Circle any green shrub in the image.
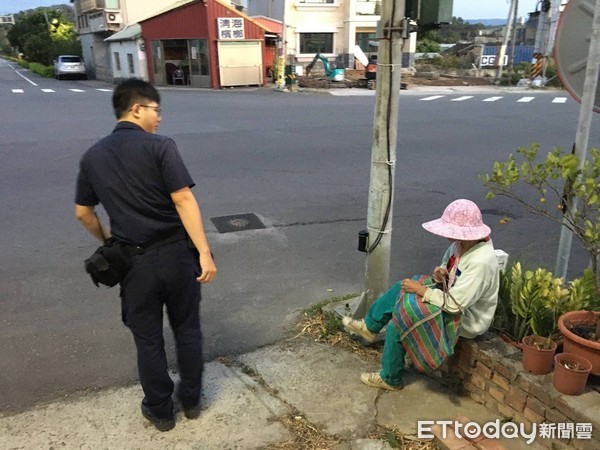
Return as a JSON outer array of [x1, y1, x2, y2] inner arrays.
[[18, 59, 29, 69], [28, 62, 54, 78]]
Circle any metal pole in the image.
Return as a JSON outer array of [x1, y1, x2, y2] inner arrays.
[[496, 0, 517, 81], [555, 0, 600, 279], [354, 0, 404, 318]]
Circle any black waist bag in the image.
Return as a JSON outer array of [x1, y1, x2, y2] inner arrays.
[[84, 241, 132, 288]]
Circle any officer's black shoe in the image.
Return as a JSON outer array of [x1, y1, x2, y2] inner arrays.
[[183, 404, 202, 420], [141, 406, 176, 432]]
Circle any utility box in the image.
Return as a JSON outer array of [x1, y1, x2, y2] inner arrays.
[[405, 0, 454, 25]]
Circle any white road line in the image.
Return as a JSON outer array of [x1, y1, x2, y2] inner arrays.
[[552, 97, 567, 103], [96, 88, 112, 92], [420, 95, 445, 101], [12, 89, 24, 93], [517, 96, 535, 103], [14, 70, 38, 86], [41, 89, 55, 93], [451, 96, 474, 102], [69, 89, 85, 92], [483, 96, 503, 102]]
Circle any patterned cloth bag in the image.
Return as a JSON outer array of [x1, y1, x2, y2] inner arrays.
[[392, 274, 463, 373]]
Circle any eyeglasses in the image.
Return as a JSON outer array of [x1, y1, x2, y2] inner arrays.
[[139, 104, 162, 115]]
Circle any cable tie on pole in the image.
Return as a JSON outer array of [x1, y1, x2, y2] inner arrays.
[[367, 226, 391, 234], [371, 159, 396, 166], [376, 63, 402, 71]]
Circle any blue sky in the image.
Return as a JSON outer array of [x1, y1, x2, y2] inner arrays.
[[0, 0, 541, 19]]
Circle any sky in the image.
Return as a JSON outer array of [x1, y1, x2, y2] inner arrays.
[[0, 0, 541, 19]]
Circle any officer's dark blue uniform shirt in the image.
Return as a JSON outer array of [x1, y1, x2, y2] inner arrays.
[[75, 121, 194, 245]]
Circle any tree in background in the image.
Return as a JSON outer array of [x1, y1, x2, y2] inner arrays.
[[7, 6, 80, 66]]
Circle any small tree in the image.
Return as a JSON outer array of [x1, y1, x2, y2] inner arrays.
[[481, 144, 600, 295]]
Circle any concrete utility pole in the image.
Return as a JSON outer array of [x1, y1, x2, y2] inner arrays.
[[542, 0, 564, 81], [555, 0, 600, 279], [509, 0, 520, 73], [354, 0, 405, 318], [496, 0, 518, 81], [533, 1, 551, 54]]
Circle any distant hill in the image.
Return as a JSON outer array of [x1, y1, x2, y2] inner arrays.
[[464, 19, 506, 26]]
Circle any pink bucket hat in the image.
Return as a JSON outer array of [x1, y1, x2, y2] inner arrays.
[[421, 199, 491, 241]]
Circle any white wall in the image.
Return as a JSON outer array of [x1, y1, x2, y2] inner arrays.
[[108, 39, 149, 81]]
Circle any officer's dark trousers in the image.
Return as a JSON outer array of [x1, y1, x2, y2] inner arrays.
[[120, 240, 203, 419]]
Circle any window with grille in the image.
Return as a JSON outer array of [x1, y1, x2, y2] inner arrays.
[[114, 52, 121, 71], [127, 53, 134, 74], [299, 33, 333, 54]]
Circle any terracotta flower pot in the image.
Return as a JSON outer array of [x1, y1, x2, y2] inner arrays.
[[558, 311, 600, 376], [553, 352, 592, 396], [522, 335, 557, 375]]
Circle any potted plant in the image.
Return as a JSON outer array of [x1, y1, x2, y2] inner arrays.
[[553, 352, 592, 395], [558, 309, 600, 376], [521, 272, 562, 374]]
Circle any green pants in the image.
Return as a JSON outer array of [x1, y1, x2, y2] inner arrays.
[[364, 281, 405, 387]]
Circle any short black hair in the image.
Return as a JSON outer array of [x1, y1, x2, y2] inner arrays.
[[112, 78, 160, 119]]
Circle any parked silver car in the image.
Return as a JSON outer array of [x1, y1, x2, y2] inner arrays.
[[54, 55, 87, 80]]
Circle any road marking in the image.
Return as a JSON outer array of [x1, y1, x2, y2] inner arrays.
[[451, 96, 474, 102], [69, 89, 85, 92], [96, 88, 112, 92], [12, 89, 24, 93], [517, 96, 535, 103], [483, 96, 503, 102], [41, 89, 55, 93], [420, 95, 445, 101], [552, 97, 567, 103], [14, 70, 37, 86]]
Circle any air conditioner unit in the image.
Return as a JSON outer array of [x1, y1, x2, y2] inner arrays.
[[106, 11, 122, 25]]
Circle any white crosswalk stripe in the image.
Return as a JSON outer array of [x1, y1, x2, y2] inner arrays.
[[451, 96, 474, 102], [552, 97, 567, 103], [12, 89, 24, 93], [41, 89, 55, 93], [69, 89, 85, 93], [420, 95, 445, 101], [482, 96, 503, 102], [517, 96, 535, 103]]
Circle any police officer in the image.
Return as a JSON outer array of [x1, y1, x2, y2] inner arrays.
[[75, 79, 216, 431]]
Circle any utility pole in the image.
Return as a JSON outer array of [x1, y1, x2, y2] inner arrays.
[[276, 0, 286, 90], [496, 0, 517, 81], [354, 0, 405, 318], [542, 0, 563, 82], [508, 0, 519, 74], [555, 0, 600, 280]]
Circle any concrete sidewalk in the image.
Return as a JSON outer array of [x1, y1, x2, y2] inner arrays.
[[0, 335, 546, 450]]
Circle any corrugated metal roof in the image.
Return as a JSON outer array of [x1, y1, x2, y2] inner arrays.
[[252, 15, 282, 34], [104, 23, 142, 42], [138, 0, 198, 23]]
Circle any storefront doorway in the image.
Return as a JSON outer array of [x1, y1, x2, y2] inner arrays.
[[151, 39, 211, 88]]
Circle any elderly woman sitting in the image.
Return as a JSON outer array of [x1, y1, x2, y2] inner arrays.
[[344, 199, 499, 390]]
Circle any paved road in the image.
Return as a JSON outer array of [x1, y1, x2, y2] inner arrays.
[[1, 59, 598, 413]]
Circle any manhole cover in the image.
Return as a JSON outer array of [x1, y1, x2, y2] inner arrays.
[[210, 213, 266, 234]]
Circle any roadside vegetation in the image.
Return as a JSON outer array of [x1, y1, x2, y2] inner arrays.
[[0, 5, 81, 77]]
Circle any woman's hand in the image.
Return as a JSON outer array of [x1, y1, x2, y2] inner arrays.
[[402, 278, 427, 297], [432, 266, 449, 284]]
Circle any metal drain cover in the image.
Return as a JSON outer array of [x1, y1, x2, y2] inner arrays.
[[210, 213, 266, 234]]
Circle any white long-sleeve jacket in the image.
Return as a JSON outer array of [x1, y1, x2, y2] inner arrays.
[[423, 240, 499, 338]]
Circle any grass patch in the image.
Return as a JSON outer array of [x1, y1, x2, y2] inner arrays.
[[368, 425, 439, 449], [268, 411, 340, 450]]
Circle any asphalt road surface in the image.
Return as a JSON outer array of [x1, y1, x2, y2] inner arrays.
[[1, 59, 598, 413]]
